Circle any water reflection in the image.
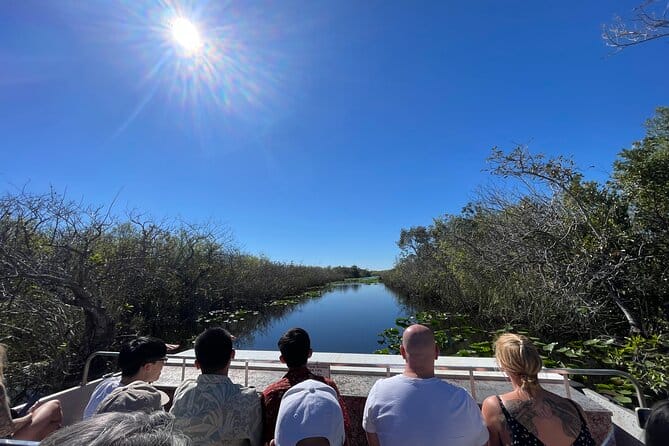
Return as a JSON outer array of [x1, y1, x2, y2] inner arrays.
[[216, 283, 417, 353]]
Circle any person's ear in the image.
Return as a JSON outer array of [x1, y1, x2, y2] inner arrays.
[[230, 349, 236, 362], [435, 345, 439, 360], [308, 349, 313, 359], [279, 355, 286, 364], [195, 360, 201, 370], [399, 344, 407, 359]]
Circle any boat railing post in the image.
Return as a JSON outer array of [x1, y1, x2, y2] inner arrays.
[[386, 366, 390, 377], [181, 358, 186, 381], [81, 353, 95, 385], [468, 370, 477, 400], [563, 374, 572, 399], [81, 351, 118, 386], [245, 361, 249, 386]]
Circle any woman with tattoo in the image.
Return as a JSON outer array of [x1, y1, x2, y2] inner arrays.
[[481, 334, 595, 446], [0, 344, 62, 441]]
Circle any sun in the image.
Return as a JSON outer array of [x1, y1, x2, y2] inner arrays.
[[170, 17, 203, 54]]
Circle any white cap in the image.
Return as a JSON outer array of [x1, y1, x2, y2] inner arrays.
[[274, 379, 345, 446]]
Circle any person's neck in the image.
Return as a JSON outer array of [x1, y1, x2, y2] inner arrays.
[[288, 364, 308, 371], [511, 384, 543, 399], [403, 364, 435, 379], [203, 367, 229, 376], [120, 375, 144, 385]]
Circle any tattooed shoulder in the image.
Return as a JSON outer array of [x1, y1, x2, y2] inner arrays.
[[504, 398, 539, 436], [543, 395, 581, 438]]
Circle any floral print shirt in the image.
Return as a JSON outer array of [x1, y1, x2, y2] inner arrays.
[[170, 374, 262, 446]]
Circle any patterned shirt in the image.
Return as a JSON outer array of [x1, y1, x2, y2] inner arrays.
[[261, 366, 350, 445], [497, 396, 596, 446], [170, 374, 262, 446]]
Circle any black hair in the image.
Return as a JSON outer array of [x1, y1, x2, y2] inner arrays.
[[118, 337, 167, 377], [646, 400, 669, 446], [194, 327, 233, 374], [278, 327, 311, 368]]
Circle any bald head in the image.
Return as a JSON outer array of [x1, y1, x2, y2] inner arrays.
[[402, 324, 436, 355], [400, 325, 438, 378]]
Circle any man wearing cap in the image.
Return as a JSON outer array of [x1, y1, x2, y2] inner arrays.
[[83, 336, 168, 419], [261, 328, 350, 445], [362, 324, 489, 446], [170, 327, 262, 446], [271, 379, 345, 446]]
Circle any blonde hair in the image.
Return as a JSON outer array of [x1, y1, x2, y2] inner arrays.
[[495, 333, 542, 396]]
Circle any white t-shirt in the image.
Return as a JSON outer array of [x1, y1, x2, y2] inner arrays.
[[362, 374, 489, 446], [82, 377, 121, 419]]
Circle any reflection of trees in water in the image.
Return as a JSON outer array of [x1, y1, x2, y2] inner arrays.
[[161, 288, 327, 348], [201, 291, 328, 348], [227, 302, 309, 347], [170, 282, 421, 351], [383, 284, 429, 315], [220, 282, 391, 347], [329, 283, 361, 292]]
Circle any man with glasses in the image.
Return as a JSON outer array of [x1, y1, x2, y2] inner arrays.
[[83, 336, 168, 419]]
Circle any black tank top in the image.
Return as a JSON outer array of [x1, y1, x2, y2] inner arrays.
[[496, 395, 596, 446]]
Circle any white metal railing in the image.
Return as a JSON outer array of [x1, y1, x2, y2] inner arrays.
[[81, 351, 647, 408]]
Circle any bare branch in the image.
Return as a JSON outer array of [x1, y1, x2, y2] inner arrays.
[[603, 1, 669, 50]]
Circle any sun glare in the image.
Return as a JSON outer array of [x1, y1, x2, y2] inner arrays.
[[107, 3, 277, 137], [170, 17, 203, 54]]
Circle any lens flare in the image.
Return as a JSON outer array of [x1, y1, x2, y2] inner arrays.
[[85, 2, 284, 141], [170, 17, 203, 54]]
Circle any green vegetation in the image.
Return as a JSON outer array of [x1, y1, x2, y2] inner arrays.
[[0, 192, 370, 400], [382, 107, 669, 404]]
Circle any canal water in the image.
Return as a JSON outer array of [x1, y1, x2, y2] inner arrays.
[[235, 282, 415, 353]]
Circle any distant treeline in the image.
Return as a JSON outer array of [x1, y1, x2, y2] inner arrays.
[[0, 192, 369, 398], [384, 107, 669, 340]]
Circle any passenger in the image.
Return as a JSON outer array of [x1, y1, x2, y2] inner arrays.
[[645, 399, 669, 446], [83, 336, 168, 419], [0, 344, 62, 442], [481, 333, 595, 446], [270, 379, 345, 446], [262, 328, 350, 445], [169, 327, 262, 446], [362, 324, 488, 446], [41, 411, 191, 446], [94, 380, 170, 415]]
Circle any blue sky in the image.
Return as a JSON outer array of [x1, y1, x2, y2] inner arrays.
[[1, 1, 668, 270]]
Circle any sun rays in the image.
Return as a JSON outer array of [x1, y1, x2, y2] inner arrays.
[[169, 17, 203, 55], [95, 1, 282, 140]]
